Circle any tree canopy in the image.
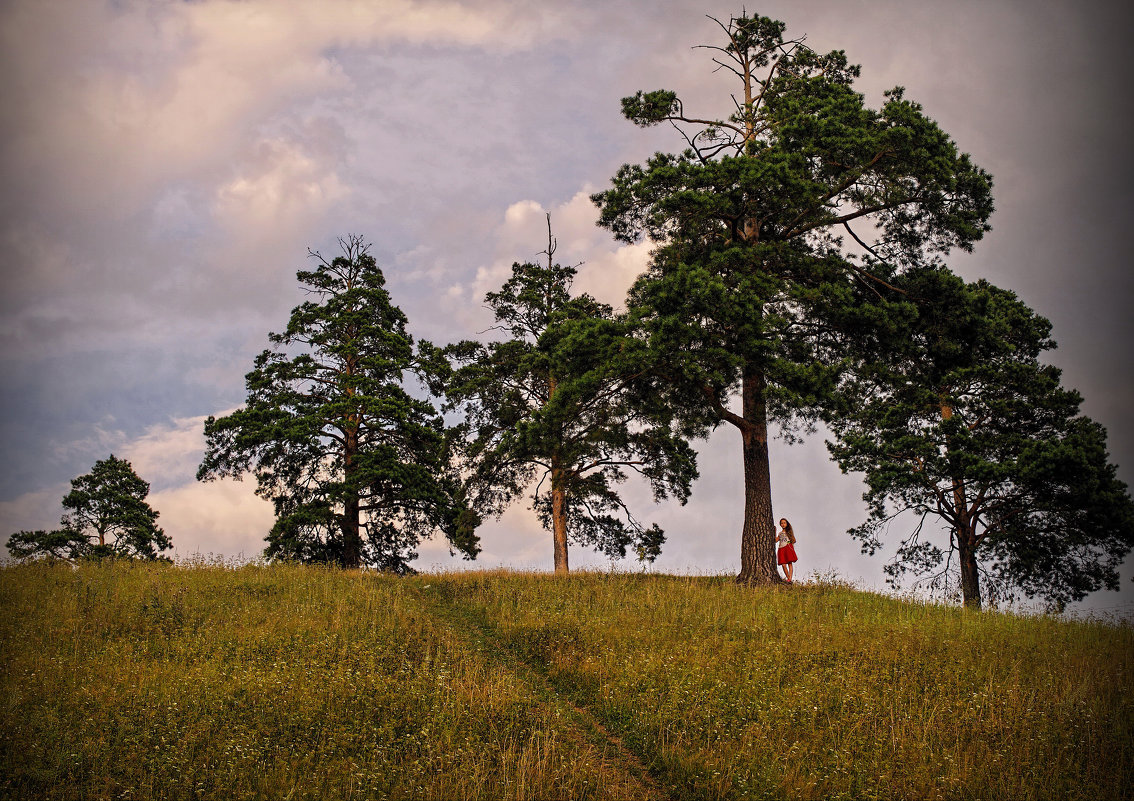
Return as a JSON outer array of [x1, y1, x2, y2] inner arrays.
[[827, 267, 1134, 609], [592, 12, 993, 582], [444, 217, 697, 572], [7, 454, 171, 562], [197, 236, 478, 572]]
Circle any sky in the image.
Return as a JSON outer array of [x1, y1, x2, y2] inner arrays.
[[2, 0, 1132, 616]]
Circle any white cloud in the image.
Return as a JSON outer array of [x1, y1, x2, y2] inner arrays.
[[214, 135, 350, 238], [0, 0, 595, 342], [49, 420, 128, 465], [448, 188, 652, 332], [1, 0, 562, 216], [119, 414, 215, 491], [155, 478, 274, 561], [0, 486, 67, 537], [573, 243, 653, 313]]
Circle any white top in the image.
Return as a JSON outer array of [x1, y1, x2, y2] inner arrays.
[[777, 529, 792, 548]]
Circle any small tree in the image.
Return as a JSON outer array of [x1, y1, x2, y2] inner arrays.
[[198, 236, 479, 572], [444, 216, 697, 572], [7, 455, 171, 562], [592, 11, 993, 584], [827, 267, 1134, 609]]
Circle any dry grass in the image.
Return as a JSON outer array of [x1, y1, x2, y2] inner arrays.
[[1, 562, 1130, 800], [419, 571, 1134, 801]]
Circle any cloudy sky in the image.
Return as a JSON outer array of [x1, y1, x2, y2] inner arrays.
[[2, 0, 1131, 615]]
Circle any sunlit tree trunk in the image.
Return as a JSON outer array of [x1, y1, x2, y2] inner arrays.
[[547, 366, 570, 574], [737, 370, 779, 584], [551, 470, 569, 574]]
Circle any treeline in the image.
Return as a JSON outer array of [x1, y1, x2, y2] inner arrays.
[[10, 12, 1134, 611]]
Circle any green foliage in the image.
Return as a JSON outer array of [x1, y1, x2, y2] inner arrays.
[[443, 218, 696, 566], [827, 267, 1134, 609], [625, 240, 883, 439], [198, 236, 478, 572], [7, 455, 170, 562], [3, 562, 1130, 800], [620, 90, 680, 127], [593, 11, 994, 421], [594, 17, 992, 254], [592, 11, 993, 581]]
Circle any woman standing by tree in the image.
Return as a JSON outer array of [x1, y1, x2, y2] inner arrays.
[[777, 518, 797, 584]]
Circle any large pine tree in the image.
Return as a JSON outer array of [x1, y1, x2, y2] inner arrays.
[[198, 236, 478, 572], [592, 12, 993, 583]]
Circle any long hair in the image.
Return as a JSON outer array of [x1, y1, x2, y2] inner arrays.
[[781, 518, 796, 544]]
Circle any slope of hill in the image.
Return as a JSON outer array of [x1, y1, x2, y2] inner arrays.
[[1, 562, 1130, 800]]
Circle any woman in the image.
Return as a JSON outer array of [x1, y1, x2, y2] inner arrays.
[[776, 518, 798, 584]]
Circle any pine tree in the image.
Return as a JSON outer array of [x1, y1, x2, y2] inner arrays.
[[444, 216, 696, 572], [7, 455, 171, 562], [592, 12, 993, 583], [827, 267, 1134, 609], [198, 236, 478, 572]]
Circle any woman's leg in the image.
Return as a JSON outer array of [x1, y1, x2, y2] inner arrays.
[[785, 562, 793, 582]]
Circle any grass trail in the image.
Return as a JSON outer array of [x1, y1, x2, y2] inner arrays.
[[430, 570, 1134, 801], [1, 562, 645, 800], [409, 578, 670, 800]]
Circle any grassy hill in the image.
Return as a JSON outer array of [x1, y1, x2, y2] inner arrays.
[[1, 561, 1130, 800]]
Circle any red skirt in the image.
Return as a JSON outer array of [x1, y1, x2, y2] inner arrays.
[[777, 543, 797, 565]]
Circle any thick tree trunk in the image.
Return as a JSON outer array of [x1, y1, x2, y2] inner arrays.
[[547, 365, 569, 575], [342, 428, 362, 569], [551, 469, 569, 574], [737, 371, 780, 584]]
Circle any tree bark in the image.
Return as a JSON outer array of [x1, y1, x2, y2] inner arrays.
[[737, 370, 780, 584], [551, 470, 569, 574], [942, 400, 980, 608], [342, 427, 362, 569], [547, 363, 570, 575], [958, 530, 981, 609]]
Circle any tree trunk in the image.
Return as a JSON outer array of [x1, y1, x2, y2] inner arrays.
[[342, 427, 362, 569], [547, 364, 569, 575], [958, 526, 981, 609], [737, 370, 779, 584], [551, 468, 569, 574], [942, 401, 980, 608]]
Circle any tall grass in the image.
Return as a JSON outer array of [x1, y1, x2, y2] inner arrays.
[[0, 562, 632, 800], [1, 562, 1130, 800], [421, 571, 1134, 801]]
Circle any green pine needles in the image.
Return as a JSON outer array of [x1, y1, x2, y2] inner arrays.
[[827, 267, 1134, 610], [7, 455, 171, 562], [197, 236, 479, 572], [443, 215, 697, 573], [592, 11, 995, 583]]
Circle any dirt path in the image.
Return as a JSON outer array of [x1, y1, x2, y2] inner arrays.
[[410, 582, 672, 801]]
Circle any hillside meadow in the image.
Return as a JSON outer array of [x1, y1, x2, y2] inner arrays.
[[0, 561, 1130, 800]]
